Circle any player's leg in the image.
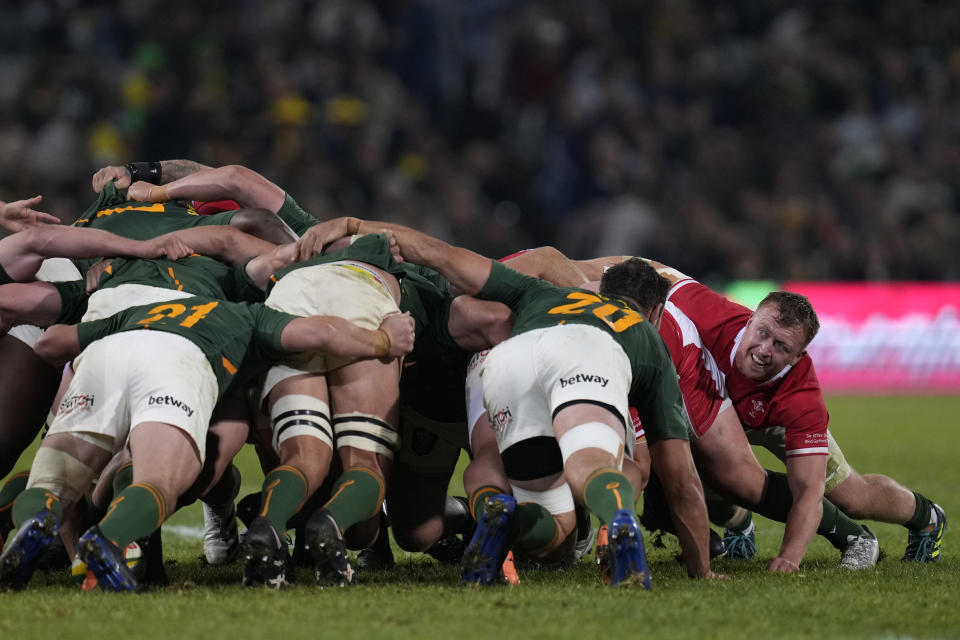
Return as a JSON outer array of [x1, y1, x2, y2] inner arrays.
[[0, 334, 60, 477], [1, 432, 112, 590], [304, 356, 401, 586], [243, 373, 333, 588]]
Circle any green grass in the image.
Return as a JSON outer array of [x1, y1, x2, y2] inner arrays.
[[1, 396, 958, 639]]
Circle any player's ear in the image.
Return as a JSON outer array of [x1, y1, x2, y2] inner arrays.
[[646, 303, 664, 329]]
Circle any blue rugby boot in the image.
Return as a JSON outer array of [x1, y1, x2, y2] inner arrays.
[[608, 509, 651, 589], [902, 503, 947, 563], [0, 509, 59, 591], [77, 525, 140, 592], [461, 493, 517, 585]]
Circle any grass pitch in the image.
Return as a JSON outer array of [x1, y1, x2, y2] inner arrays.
[[0, 395, 957, 639]]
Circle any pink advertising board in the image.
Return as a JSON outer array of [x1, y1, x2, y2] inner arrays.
[[782, 283, 960, 393]]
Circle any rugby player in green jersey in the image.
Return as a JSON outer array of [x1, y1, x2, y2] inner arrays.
[[329, 218, 723, 586], [0, 295, 414, 592]]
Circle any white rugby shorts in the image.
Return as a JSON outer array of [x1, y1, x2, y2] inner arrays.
[[48, 331, 218, 460], [261, 262, 400, 400], [480, 324, 632, 455]]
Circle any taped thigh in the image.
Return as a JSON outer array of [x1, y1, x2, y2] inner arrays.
[[271, 394, 333, 453], [333, 413, 400, 460], [511, 483, 575, 517], [557, 421, 625, 469], [26, 444, 105, 504]]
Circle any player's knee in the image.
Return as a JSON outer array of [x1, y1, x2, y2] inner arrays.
[[333, 413, 399, 464], [557, 421, 625, 481]]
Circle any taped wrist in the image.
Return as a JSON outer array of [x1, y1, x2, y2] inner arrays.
[[125, 161, 162, 183], [373, 329, 391, 357]]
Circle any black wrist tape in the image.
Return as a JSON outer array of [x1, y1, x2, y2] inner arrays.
[[125, 161, 162, 183]]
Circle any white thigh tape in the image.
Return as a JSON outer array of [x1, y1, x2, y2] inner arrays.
[[334, 413, 400, 459], [271, 394, 333, 452], [25, 447, 97, 505], [511, 483, 575, 516], [558, 422, 624, 467]]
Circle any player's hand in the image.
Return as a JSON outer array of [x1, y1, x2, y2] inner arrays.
[[384, 229, 403, 263], [92, 165, 131, 193], [379, 311, 415, 357], [0, 196, 60, 232], [127, 181, 169, 202], [85, 259, 113, 294], [767, 557, 801, 573], [701, 570, 730, 580], [296, 218, 351, 261], [144, 232, 193, 260]]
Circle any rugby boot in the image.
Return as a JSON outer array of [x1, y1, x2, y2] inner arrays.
[[572, 504, 596, 562], [304, 508, 354, 587], [77, 525, 140, 592], [241, 516, 290, 589], [839, 525, 880, 569], [358, 514, 395, 570], [0, 509, 59, 591], [595, 523, 611, 584], [460, 493, 517, 586], [902, 503, 946, 563], [608, 509, 651, 589], [723, 521, 756, 560], [202, 499, 240, 565]]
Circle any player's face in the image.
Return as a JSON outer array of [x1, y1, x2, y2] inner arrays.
[[734, 304, 806, 382]]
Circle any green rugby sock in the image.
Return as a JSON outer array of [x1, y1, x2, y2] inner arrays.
[[470, 485, 506, 521], [99, 482, 167, 549], [905, 492, 935, 530], [12, 487, 63, 526], [112, 462, 134, 497], [514, 502, 558, 555], [323, 467, 384, 532], [584, 468, 636, 525], [0, 472, 30, 534], [259, 465, 309, 533], [817, 499, 866, 549]]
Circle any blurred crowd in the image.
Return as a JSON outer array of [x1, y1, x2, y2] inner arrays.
[[1, 0, 959, 282]]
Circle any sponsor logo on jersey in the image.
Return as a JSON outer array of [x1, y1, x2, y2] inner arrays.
[[148, 395, 195, 417], [559, 373, 609, 388], [59, 394, 95, 415], [488, 407, 513, 431]]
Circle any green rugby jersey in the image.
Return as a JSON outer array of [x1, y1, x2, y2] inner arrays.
[[0, 263, 10, 285], [478, 260, 688, 442], [95, 256, 239, 300], [276, 194, 318, 237], [76, 296, 295, 395], [74, 182, 236, 239]]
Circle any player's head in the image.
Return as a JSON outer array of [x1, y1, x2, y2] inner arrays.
[[735, 291, 819, 382], [599, 258, 670, 327]]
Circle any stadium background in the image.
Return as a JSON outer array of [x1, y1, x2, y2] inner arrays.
[[1, 0, 959, 392]]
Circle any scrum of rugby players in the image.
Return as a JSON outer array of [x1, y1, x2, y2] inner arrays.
[[0, 159, 944, 593]]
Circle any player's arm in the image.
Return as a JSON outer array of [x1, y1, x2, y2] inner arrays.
[[150, 226, 278, 265], [91, 159, 212, 193], [648, 437, 716, 578], [0, 282, 65, 335], [127, 164, 287, 213], [0, 226, 162, 282], [299, 217, 493, 295], [280, 312, 415, 359], [0, 196, 61, 232], [771, 455, 827, 572], [500, 247, 590, 287], [32, 323, 81, 367]]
